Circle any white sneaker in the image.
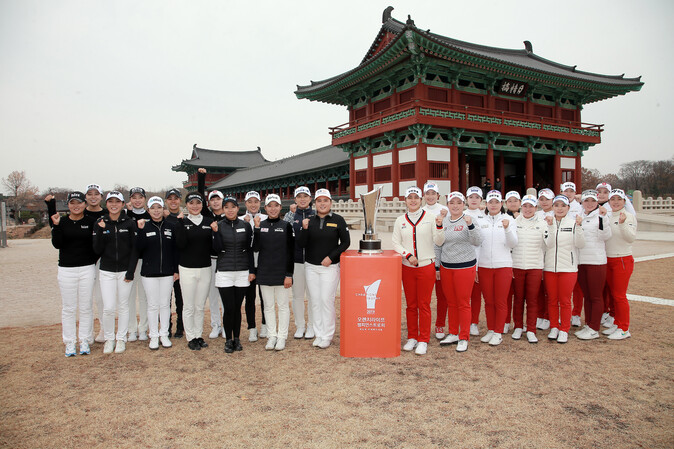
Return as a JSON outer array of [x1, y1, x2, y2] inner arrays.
[[488, 333, 503, 346], [265, 337, 277, 350], [79, 340, 90, 355], [548, 328, 559, 340], [440, 334, 459, 345], [557, 331, 568, 343], [312, 337, 322, 347], [456, 340, 468, 352], [470, 323, 479, 336], [607, 328, 631, 340], [318, 339, 331, 349], [127, 332, 137, 342], [511, 328, 523, 340], [526, 331, 538, 343], [571, 315, 581, 327], [435, 327, 446, 340], [600, 312, 610, 325], [249, 328, 258, 342], [304, 327, 315, 339], [539, 319, 550, 330], [602, 324, 618, 335], [160, 336, 172, 348], [149, 337, 159, 350], [65, 342, 76, 357], [480, 330, 494, 343], [95, 329, 106, 343], [536, 318, 542, 329], [403, 339, 418, 351], [293, 328, 305, 339], [259, 324, 268, 338], [221, 327, 226, 338], [414, 342, 428, 355], [578, 328, 600, 340], [275, 338, 286, 351], [503, 323, 510, 334], [138, 331, 148, 341], [603, 316, 615, 328], [114, 340, 126, 353], [575, 325, 589, 337], [103, 340, 116, 354], [209, 326, 221, 339]]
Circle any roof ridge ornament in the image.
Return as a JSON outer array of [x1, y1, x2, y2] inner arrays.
[[523, 40, 533, 54], [382, 6, 394, 23], [406, 15, 415, 26]]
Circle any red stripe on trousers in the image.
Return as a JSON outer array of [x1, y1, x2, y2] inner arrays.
[[402, 264, 436, 343]]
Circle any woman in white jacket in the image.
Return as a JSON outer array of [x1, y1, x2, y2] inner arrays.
[[477, 190, 518, 346], [576, 190, 611, 340], [392, 187, 445, 355], [543, 195, 585, 343], [511, 195, 546, 343]]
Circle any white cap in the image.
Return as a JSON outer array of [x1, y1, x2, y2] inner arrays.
[[208, 190, 224, 200], [294, 186, 311, 197], [405, 187, 423, 198], [561, 182, 576, 192], [447, 191, 466, 203], [466, 186, 483, 198], [245, 191, 261, 201], [505, 191, 521, 201], [609, 188, 627, 201], [521, 194, 537, 207], [485, 190, 502, 202], [553, 195, 569, 206], [147, 196, 164, 208], [314, 188, 331, 200], [538, 188, 554, 200], [581, 190, 598, 202], [423, 182, 440, 194], [105, 191, 124, 202], [596, 182, 612, 192], [85, 183, 103, 195], [265, 194, 281, 206]]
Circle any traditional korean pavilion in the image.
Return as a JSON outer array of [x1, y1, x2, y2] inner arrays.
[[295, 7, 643, 199]]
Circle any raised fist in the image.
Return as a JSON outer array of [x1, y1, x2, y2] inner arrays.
[[598, 205, 607, 216], [545, 215, 554, 226], [51, 213, 60, 226], [177, 211, 184, 219], [502, 218, 510, 229], [575, 215, 583, 225], [436, 215, 444, 227], [253, 215, 261, 227], [98, 220, 106, 228], [302, 218, 309, 229], [289, 204, 297, 213], [619, 211, 626, 224], [243, 215, 251, 222], [163, 209, 170, 217], [198, 168, 206, 174], [44, 194, 54, 202], [464, 215, 472, 226], [137, 219, 146, 229], [440, 209, 448, 218], [210, 221, 218, 232]]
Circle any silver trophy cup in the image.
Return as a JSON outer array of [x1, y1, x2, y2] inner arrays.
[[359, 188, 382, 253]]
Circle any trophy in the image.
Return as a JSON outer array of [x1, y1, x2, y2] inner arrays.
[[359, 188, 382, 253]]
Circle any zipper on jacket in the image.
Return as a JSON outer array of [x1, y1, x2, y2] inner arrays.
[[554, 221, 559, 273], [114, 221, 119, 272]]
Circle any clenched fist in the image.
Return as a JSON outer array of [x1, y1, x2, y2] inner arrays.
[[289, 204, 297, 213], [619, 211, 626, 224], [137, 219, 146, 229], [575, 215, 583, 225], [51, 213, 60, 226], [98, 220, 106, 228], [502, 218, 510, 229], [302, 218, 309, 229], [198, 167, 206, 174], [210, 221, 218, 232], [253, 215, 261, 227], [243, 215, 251, 222], [598, 205, 607, 216], [464, 215, 472, 226], [545, 216, 554, 226]]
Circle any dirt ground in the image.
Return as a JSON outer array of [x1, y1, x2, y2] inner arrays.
[[0, 239, 673, 448]]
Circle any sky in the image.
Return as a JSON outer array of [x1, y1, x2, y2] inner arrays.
[[1, 0, 672, 193]]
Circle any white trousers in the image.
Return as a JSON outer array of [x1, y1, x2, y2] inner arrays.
[[89, 260, 104, 340], [99, 270, 133, 341], [208, 259, 224, 328], [291, 262, 313, 332], [128, 261, 148, 334], [305, 263, 340, 342], [260, 285, 290, 339], [179, 265, 212, 341], [57, 265, 95, 344], [141, 276, 174, 338]]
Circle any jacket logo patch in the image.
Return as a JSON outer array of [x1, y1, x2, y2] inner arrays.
[[274, 228, 284, 232], [454, 226, 464, 231], [326, 223, 337, 228], [261, 228, 269, 232], [560, 227, 573, 232], [236, 228, 245, 233], [146, 232, 157, 236], [119, 229, 128, 233], [202, 226, 211, 229]]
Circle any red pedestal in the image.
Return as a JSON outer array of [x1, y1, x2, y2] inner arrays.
[[339, 250, 402, 358]]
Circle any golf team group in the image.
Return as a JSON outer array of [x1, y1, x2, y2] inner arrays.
[[48, 168, 637, 357]]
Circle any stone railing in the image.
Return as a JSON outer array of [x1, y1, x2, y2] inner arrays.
[[632, 191, 674, 213]]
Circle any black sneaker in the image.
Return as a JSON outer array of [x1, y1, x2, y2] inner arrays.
[[233, 338, 243, 351], [174, 327, 184, 339], [188, 339, 200, 351], [224, 339, 234, 353], [197, 338, 208, 348]]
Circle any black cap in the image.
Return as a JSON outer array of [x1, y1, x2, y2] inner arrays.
[[67, 191, 86, 203], [185, 193, 203, 203], [129, 187, 146, 198], [165, 188, 182, 199], [223, 197, 238, 207]]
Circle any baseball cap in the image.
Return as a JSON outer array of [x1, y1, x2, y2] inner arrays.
[[294, 186, 311, 197], [165, 188, 182, 199], [245, 191, 261, 201], [208, 190, 224, 200], [447, 191, 466, 203], [521, 194, 537, 207], [596, 182, 612, 192], [553, 195, 570, 206], [405, 187, 423, 198], [223, 197, 238, 207], [85, 184, 103, 195], [265, 194, 281, 206], [67, 191, 86, 203], [538, 188, 554, 200], [505, 191, 521, 201], [561, 182, 576, 193], [130, 187, 146, 198], [609, 188, 627, 201], [466, 186, 483, 198], [486, 190, 502, 202], [106, 191, 124, 202], [314, 189, 331, 200], [423, 182, 440, 194], [185, 193, 203, 203], [147, 196, 164, 208], [581, 190, 598, 202]]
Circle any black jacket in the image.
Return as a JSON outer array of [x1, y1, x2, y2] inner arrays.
[[296, 212, 350, 265], [175, 216, 214, 269], [92, 214, 139, 280], [135, 219, 179, 277], [254, 217, 294, 285], [212, 218, 255, 273], [284, 207, 316, 264], [51, 215, 98, 267]]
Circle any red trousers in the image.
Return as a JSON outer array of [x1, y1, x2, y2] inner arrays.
[[572, 281, 584, 316], [538, 277, 549, 320], [479, 267, 513, 333], [506, 282, 514, 325], [545, 271, 577, 332], [440, 265, 476, 341], [577, 264, 607, 331], [603, 283, 614, 317], [402, 264, 436, 343], [471, 281, 481, 324], [606, 256, 634, 331], [434, 278, 448, 329], [512, 268, 542, 331]]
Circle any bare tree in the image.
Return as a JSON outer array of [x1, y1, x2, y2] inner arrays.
[[2, 171, 39, 224], [581, 167, 602, 191], [619, 160, 652, 192]]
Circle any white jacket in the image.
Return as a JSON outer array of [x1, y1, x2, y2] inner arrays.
[[511, 215, 546, 270], [578, 208, 611, 265], [544, 215, 585, 272], [477, 213, 518, 268], [605, 208, 637, 257], [464, 208, 486, 262], [392, 210, 445, 268]]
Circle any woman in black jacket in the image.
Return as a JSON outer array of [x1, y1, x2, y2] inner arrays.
[[136, 196, 179, 350], [211, 197, 256, 353], [92, 191, 139, 354]]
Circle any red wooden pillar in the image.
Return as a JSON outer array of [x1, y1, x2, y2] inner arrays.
[[498, 153, 505, 193], [486, 146, 494, 189], [525, 149, 534, 189], [459, 151, 467, 193], [553, 152, 561, 193], [450, 145, 459, 192], [349, 156, 356, 200], [391, 148, 400, 198], [575, 153, 582, 189], [416, 143, 429, 187], [366, 152, 374, 192]]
